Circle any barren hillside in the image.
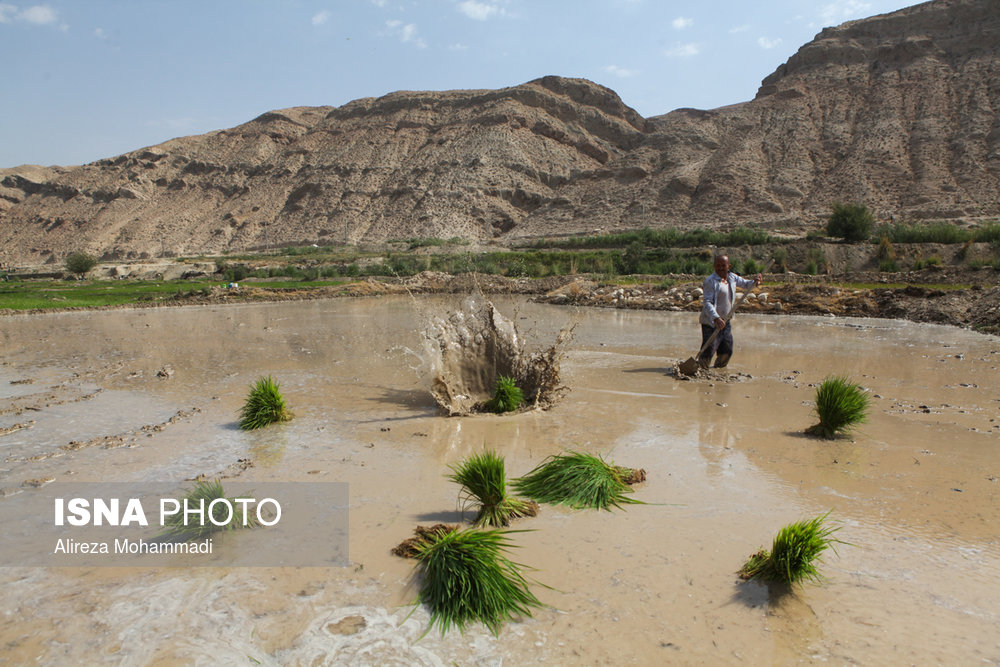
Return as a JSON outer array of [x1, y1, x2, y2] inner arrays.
[[1, 0, 998, 266]]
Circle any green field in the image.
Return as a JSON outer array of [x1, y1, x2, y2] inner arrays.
[[0, 279, 342, 311]]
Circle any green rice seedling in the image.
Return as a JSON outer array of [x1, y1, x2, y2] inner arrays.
[[483, 375, 524, 414], [160, 479, 259, 539], [448, 450, 538, 527], [739, 512, 843, 584], [238, 375, 291, 430], [806, 375, 870, 439], [512, 450, 644, 511], [411, 527, 544, 636]]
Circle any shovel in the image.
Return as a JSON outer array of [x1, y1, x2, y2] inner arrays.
[[678, 262, 771, 376]]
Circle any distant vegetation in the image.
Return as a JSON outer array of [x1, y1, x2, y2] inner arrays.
[[523, 226, 779, 250], [64, 251, 98, 276], [875, 220, 1000, 244], [827, 203, 875, 242], [4, 219, 999, 312]]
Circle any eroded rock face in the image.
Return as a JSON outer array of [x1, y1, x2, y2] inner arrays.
[[2, 1, 998, 264]]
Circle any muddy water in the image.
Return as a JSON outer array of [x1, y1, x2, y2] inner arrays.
[[1, 297, 998, 665]]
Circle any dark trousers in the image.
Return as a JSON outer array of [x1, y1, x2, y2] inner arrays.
[[699, 323, 733, 367]]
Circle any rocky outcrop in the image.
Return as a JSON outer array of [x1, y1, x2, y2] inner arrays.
[[1, 0, 998, 265]]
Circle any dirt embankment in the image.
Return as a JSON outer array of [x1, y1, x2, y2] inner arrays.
[[3, 270, 998, 335], [156, 271, 1000, 335], [534, 275, 1000, 335]]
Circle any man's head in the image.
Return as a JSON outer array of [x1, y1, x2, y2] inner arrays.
[[713, 254, 730, 279]]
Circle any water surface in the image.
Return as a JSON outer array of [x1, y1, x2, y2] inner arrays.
[[1, 297, 998, 664]]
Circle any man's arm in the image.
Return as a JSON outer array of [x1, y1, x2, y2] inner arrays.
[[702, 276, 721, 322]]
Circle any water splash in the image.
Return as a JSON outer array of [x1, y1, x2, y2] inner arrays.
[[423, 293, 571, 416]]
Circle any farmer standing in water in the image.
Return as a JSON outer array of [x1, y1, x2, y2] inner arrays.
[[698, 254, 762, 369]]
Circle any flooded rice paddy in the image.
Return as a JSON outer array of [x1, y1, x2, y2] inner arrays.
[[0, 295, 998, 665]]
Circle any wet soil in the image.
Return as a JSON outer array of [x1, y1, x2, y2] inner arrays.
[[0, 297, 998, 664]]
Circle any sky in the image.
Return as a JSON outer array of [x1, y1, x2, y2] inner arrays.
[[1, 0, 919, 168]]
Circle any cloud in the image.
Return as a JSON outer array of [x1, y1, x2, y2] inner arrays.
[[671, 16, 692, 30], [385, 19, 426, 48], [757, 36, 782, 49], [449, 42, 469, 51], [603, 64, 638, 78], [94, 27, 107, 39], [820, 0, 872, 24], [457, 1, 505, 21], [1, 3, 62, 27], [728, 24, 750, 33], [19, 4, 57, 25], [369, 0, 387, 6], [665, 43, 699, 58], [311, 10, 332, 26]]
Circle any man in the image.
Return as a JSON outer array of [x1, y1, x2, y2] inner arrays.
[[698, 254, 762, 369]]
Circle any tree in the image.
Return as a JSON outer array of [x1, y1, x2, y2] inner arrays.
[[65, 251, 97, 276], [826, 203, 875, 242]]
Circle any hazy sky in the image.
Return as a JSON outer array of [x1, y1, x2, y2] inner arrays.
[[2, 0, 917, 168]]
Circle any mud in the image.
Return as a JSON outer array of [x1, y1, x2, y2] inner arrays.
[[0, 297, 998, 664], [425, 291, 570, 415]]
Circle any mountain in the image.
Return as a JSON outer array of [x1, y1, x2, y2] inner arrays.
[[2, 0, 998, 266]]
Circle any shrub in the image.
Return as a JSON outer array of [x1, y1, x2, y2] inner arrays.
[[805, 375, 870, 439], [65, 251, 97, 276], [620, 241, 644, 274], [409, 527, 545, 636], [912, 255, 943, 271], [974, 222, 1000, 243], [739, 512, 842, 584], [875, 235, 895, 261], [513, 451, 644, 511], [238, 375, 291, 430], [484, 376, 524, 414], [771, 248, 789, 273], [448, 451, 538, 527], [827, 203, 875, 242], [225, 264, 249, 282], [805, 247, 825, 275]]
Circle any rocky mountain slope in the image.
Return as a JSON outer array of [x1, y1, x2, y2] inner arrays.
[[1, 0, 998, 266]]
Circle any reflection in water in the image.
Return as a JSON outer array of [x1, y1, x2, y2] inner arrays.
[[697, 381, 738, 477], [247, 429, 287, 468]]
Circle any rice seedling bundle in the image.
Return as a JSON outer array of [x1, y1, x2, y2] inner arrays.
[[160, 479, 259, 539], [449, 450, 538, 527], [806, 375, 870, 439], [739, 512, 842, 584], [411, 527, 544, 636], [484, 375, 524, 413], [512, 450, 644, 511], [238, 375, 291, 430]]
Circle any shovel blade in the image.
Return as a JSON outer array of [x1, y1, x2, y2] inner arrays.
[[678, 356, 700, 376]]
